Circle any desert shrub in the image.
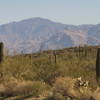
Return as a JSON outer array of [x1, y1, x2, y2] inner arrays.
[[45, 77, 93, 100], [0, 46, 98, 100], [0, 46, 97, 87], [0, 84, 5, 97], [31, 59, 62, 85], [53, 77, 81, 99], [2, 56, 62, 84], [44, 92, 67, 100], [14, 81, 50, 97], [79, 88, 93, 100], [0, 78, 50, 98], [93, 87, 100, 100]]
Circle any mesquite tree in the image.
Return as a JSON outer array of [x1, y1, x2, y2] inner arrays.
[[0, 42, 4, 63], [96, 47, 100, 86]]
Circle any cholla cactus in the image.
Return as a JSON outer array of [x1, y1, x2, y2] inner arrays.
[[96, 47, 100, 86], [0, 42, 4, 63]]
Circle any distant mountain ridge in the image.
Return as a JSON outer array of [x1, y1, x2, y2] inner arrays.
[[0, 17, 100, 53]]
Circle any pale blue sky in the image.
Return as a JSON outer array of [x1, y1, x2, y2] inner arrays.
[[0, 0, 100, 25]]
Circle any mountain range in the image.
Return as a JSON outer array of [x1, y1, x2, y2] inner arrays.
[[0, 17, 100, 53]]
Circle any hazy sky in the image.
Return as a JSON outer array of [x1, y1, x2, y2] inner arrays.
[[0, 0, 100, 25]]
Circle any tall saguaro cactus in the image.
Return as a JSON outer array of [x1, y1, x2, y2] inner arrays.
[[96, 47, 100, 85], [0, 42, 4, 63], [78, 46, 81, 57], [53, 51, 57, 64]]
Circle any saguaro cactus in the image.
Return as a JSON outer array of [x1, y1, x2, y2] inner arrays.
[[53, 51, 57, 64], [0, 42, 4, 63], [78, 46, 81, 57], [96, 47, 100, 85], [84, 46, 87, 57]]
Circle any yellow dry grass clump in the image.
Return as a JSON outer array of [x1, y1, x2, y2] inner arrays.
[[53, 77, 93, 100], [45, 77, 100, 100], [0, 77, 50, 99]]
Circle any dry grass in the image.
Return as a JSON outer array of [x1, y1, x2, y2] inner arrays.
[[44, 77, 100, 100], [0, 46, 99, 99], [0, 77, 50, 99], [53, 77, 93, 99]]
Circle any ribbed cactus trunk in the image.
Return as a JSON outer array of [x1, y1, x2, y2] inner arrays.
[[96, 47, 100, 86], [53, 51, 57, 64], [85, 47, 87, 57], [79, 46, 81, 57], [0, 42, 4, 63]]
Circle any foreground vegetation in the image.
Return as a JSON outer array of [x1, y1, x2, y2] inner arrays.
[[0, 45, 100, 100]]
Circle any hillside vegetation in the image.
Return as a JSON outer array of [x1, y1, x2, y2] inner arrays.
[[0, 45, 100, 100]]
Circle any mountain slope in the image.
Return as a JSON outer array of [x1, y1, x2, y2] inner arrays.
[[0, 17, 100, 53]]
